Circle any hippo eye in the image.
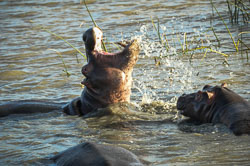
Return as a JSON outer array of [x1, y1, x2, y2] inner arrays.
[[195, 91, 203, 101]]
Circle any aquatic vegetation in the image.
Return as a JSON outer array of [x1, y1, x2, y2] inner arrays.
[[226, 0, 249, 24], [48, 49, 71, 77], [149, 17, 230, 60], [30, 21, 86, 76], [30, 0, 249, 79], [210, 0, 238, 52], [149, 0, 249, 61], [30, 0, 109, 77], [30, 20, 86, 59]]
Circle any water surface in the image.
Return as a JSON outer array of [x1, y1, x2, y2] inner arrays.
[[0, 0, 249, 165]]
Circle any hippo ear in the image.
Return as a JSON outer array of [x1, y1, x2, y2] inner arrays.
[[221, 83, 227, 88], [207, 91, 214, 99], [206, 91, 215, 103]]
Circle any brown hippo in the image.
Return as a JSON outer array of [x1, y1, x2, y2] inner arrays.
[[0, 27, 140, 117], [51, 142, 143, 166], [177, 83, 250, 135]]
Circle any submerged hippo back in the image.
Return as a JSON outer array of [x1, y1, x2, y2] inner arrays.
[[52, 142, 143, 166]]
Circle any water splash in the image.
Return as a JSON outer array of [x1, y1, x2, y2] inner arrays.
[[130, 23, 200, 105]]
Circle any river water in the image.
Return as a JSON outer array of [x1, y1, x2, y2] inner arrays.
[[0, 0, 249, 165]]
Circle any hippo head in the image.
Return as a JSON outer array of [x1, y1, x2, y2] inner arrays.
[[81, 27, 140, 105], [177, 83, 246, 122]]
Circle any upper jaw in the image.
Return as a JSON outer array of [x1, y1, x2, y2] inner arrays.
[[93, 27, 103, 51], [94, 39, 102, 52]]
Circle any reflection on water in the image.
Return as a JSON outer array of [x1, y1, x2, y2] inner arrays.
[[0, 0, 249, 165]]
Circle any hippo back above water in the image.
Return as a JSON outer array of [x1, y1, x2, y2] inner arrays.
[[177, 83, 250, 135]]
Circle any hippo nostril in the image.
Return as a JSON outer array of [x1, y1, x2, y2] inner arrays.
[[81, 67, 87, 76]]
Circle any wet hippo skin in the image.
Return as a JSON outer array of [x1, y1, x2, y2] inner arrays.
[[177, 83, 250, 135], [51, 142, 143, 166], [63, 27, 140, 115], [0, 100, 65, 117], [0, 27, 140, 117]]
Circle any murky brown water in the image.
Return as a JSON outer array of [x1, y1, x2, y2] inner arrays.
[[0, 0, 249, 165]]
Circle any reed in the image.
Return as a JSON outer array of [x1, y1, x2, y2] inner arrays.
[[30, 20, 86, 59], [210, 0, 238, 52], [176, 33, 184, 54], [210, 27, 221, 47], [226, 0, 249, 24], [30, 21, 87, 77], [48, 49, 71, 77], [151, 16, 169, 52], [149, 16, 234, 60], [203, 48, 229, 58]]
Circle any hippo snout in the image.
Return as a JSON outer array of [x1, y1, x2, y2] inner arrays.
[[81, 63, 93, 77], [81, 66, 87, 76]]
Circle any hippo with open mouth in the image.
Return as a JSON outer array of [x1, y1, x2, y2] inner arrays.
[[0, 27, 140, 117], [63, 27, 140, 115], [177, 83, 250, 135]]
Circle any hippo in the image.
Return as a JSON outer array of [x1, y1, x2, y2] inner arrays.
[[177, 83, 250, 135], [51, 142, 143, 166], [0, 27, 140, 117]]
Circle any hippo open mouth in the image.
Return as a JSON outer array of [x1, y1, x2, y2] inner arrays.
[[81, 27, 105, 87], [57, 27, 140, 116], [66, 26, 140, 115], [81, 27, 139, 92]]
